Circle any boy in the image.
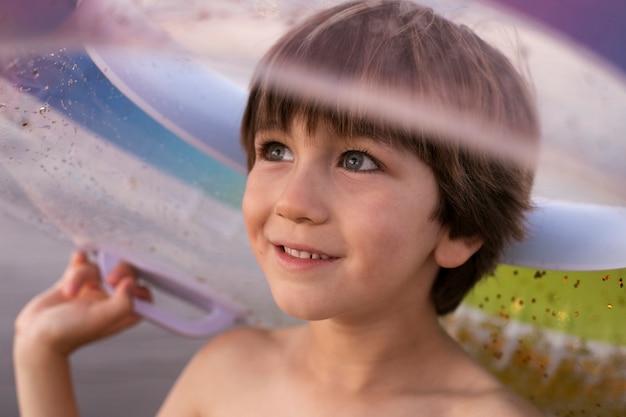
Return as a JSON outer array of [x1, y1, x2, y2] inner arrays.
[[14, 1, 543, 416]]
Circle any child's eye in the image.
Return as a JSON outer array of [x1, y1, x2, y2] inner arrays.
[[261, 142, 294, 162], [341, 151, 379, 172]]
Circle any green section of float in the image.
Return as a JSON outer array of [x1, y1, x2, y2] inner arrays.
[[464, 265, 626, 346]]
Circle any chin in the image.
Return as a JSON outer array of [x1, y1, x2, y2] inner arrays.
[[275, 300, 331, 322], [271, 290, 338, 322]]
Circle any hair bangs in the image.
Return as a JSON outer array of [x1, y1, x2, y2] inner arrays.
[[243, 72, 422, 170]]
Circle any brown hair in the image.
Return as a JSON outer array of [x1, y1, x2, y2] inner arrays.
[[241, 0, 540, 315]]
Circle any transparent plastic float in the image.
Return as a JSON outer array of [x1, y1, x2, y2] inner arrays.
[[1, 0, 625, 415]]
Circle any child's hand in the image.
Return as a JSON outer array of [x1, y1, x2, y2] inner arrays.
[[14, 251, 151, 357]]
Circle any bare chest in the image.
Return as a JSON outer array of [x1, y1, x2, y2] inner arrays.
[[207, 382, 458, 417]]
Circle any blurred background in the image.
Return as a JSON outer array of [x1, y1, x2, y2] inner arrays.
[[0, 213, 207, 416]]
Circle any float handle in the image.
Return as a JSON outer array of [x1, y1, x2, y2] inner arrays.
[[95, 248, 242, 338]]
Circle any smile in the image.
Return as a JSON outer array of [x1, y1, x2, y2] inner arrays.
[[283, 246, 331, 260]]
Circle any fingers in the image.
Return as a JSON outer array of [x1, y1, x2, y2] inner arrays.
[[59, 252, 101, 298], [65, 253, 153, 333], [106, 261, 137, 287], [105, 260, 154, 302], [70, 251, 88, 266], [17, 251, 155, 355], [97, 276, 135, 319], [60, 251, 151, 301], [59, 250, 153, 322], [89, 277, 142, 337]]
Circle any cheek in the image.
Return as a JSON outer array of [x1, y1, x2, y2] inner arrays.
[[362, 196, 441, 263], [242, 174, 265, 239]]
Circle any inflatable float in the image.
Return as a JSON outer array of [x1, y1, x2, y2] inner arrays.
[[1, 0, 625, 415]]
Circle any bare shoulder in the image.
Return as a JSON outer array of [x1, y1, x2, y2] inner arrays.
[[192, 325, 288, 376], [440, 349, 544, 417], [198, 325, 277, 358], [157, 326, 293, 416]]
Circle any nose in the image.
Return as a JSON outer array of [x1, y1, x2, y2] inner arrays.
[[274, 165, 329, 224]]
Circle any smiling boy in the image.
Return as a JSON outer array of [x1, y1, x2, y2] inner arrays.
[[15, 1, 543, 416]]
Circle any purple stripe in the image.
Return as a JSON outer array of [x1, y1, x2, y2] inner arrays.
[[494, 0, 626, 73]]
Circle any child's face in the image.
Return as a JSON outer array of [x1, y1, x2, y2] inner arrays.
[[242, 116, 448, 322]]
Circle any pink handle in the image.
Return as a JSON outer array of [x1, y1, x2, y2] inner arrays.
[[94, 247, 244, 338]]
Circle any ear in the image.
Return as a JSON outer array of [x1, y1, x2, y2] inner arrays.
[[434, 232, 483, 269]]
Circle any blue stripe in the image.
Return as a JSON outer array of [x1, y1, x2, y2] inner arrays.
[[3, 49, 246, 208]]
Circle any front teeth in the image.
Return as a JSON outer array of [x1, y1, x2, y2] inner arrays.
[[283, 246, 330, 260]]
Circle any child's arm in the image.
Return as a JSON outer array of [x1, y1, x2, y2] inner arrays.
[[13, 251, 148, 417], [13, 341, 80, 417]]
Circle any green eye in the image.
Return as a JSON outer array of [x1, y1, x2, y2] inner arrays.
[[342, 151, 379, 172]]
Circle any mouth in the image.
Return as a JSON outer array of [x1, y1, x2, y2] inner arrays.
[[282, 246, 332, 260]]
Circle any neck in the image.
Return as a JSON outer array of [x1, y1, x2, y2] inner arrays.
[[292, 300, 459, 394]]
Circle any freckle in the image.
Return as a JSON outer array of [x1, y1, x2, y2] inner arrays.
[[574, 311, 579, 317], [531, 298, 536, 304], [574, 280, 580, 288], [602, 275, 610, 281], [534, 271, 543, 279], [563, 275, 568, 282], [513, 270, 518, 276]]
